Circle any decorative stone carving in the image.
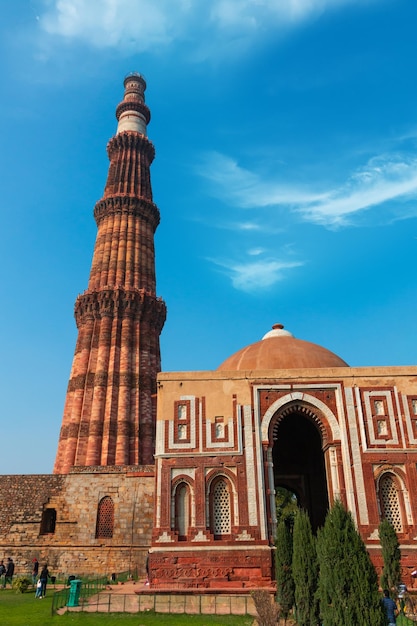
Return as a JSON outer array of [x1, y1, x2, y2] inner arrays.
[[236, 529, 254, 541], [191, 530, 209, 542], [155, 531, 174, 543]]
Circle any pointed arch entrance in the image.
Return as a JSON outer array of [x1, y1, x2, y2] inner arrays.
[[271, 402, 329, 532]]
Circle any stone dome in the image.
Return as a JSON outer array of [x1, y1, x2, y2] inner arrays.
[[217, 323, 348, 371]]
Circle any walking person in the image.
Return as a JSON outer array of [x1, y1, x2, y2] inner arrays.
[[382, 589, 399, 626], [0, 560, 5, 587], [39, 564, 50, 598], [145, 551, 150, 585], [32, 558, 39, 586], [3, 558, 14, 588]]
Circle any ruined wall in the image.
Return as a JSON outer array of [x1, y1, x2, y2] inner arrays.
[[0, 467, 154, 579]]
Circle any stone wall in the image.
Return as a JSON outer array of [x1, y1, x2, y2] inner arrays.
[[0, 467, 154, 579]]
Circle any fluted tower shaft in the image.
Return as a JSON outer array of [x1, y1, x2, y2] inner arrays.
[[54, 74, 166, 474]]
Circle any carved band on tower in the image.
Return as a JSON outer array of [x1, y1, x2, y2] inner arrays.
[[54, 74, 166, 474]]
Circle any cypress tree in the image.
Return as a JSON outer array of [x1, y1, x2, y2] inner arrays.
[[292, 509, 319, 626], [316, 500, 386, 626], [275, 519, 295, 619], [379, 519, 401, 593]]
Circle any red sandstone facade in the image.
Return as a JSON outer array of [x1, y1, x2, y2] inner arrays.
[[150, 342, 417, 589], [54, 74, 166, 473]]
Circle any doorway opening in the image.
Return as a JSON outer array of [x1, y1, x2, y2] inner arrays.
[[272, 408, 329, 532]]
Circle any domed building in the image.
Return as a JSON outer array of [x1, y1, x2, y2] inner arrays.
[[151, 322, 417, 589]]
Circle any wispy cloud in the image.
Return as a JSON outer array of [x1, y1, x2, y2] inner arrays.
[[209, 256, 304, 291], [38, 0, 369, 52], [40, 0, 178, 50], [196, 152, 325, 208], [238, 222, 263, 231], [197, 150, 417, 228], [210, 0, 367, 30], [301, 154, 417, 226]]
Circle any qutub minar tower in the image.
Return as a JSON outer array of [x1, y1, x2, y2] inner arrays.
[[54, 73, 166, 473]]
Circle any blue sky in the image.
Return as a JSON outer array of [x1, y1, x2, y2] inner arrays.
[[1, 0, 416, 474]]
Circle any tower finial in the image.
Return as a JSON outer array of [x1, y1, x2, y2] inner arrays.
[[115, 72, 150, 136]]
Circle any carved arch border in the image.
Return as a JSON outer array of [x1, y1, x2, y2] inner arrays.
[[261, 391, 341, 446], [374, 464, 407, 486], [172, 474, 195, 492]]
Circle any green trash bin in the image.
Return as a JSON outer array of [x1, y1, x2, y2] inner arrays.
[[67, 579, 82, 607]]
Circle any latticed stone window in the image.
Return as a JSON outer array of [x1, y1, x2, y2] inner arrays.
[[96, 496, 114, 538], [212, 479, 231, 536], [380, 474, 403, 532]]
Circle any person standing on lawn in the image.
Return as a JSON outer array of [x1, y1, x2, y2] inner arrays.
[[35, 578, 42, 599], [32, 558, 39, 586], [39, 564, 50, 598], [3, 558, 14, 588], [382, 589, 399, 626]]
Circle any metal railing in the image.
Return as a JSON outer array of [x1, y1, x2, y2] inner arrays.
[[51, 576, 107, 615]]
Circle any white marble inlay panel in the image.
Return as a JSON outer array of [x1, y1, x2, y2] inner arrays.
[[168, 396, 197, 449], [171, 468, 196, 480], [155, 457, 162, 526], [206, 417, 235, 448], [347, 387, 368, 524], [404, 394, 417, 445], [363, 390, 398, 446], [243, 404, 258, 528]]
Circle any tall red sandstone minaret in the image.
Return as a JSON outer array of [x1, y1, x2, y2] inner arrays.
[[54, 73, 166, 474]]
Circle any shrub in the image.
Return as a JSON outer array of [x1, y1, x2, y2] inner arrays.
[[12, 576, 31, 594]]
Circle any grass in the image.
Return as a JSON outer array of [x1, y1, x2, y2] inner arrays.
[[3, 588, 416, 626], [0, 589, 253, 626], [398, 614, 417, 626]]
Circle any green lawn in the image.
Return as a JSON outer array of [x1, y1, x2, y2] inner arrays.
[[0, 589, 253, 626]]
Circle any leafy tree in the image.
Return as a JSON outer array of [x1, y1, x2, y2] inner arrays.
[[276, 486, 298, 526], [275, 519, 295, 619], [316, 500, 385, 626], [379, 518, 401, 593], [292, 509, 319, 625]]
